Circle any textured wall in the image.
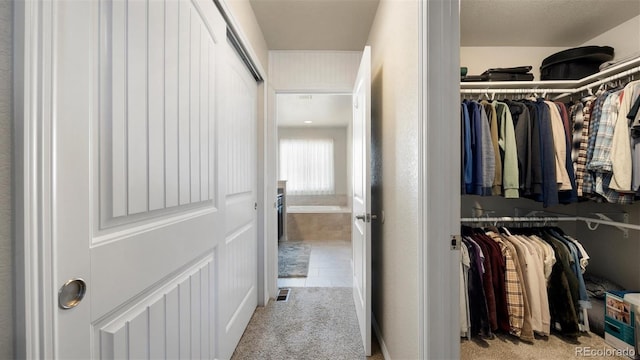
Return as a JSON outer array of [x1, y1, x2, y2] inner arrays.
[[0, 0, 13, 358], [576, 202, 640, 290], [581, 14, 640, 61], [460, 46, 566, 81], [367, 0, 420, 358]]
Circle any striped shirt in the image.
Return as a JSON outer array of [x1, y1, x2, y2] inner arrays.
[[570, 102, 584, 166]]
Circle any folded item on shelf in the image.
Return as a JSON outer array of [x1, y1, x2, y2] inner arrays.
[[482, 66, 533, 75], [461, 72, 534, 82]]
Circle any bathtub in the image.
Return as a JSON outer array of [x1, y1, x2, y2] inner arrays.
[[286, 205, 352, 241]]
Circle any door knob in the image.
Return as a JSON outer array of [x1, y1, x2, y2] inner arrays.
[[58, 278, 87, 309], [355, 213, 378, 222]]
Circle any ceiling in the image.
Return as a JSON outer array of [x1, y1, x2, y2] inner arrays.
[[249, 0, 380, 50], [277, 94, 352, 127], [249, 0, 640, 49], [461, 0, 640, 46]]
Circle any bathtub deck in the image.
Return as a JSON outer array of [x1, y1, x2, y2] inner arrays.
[[287, 211, 351, 241]]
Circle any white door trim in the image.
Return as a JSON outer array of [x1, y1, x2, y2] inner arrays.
[[14, 0, 56, 357], [419, 0, 460, 359]]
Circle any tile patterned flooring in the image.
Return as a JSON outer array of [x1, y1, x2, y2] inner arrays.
[[277, 239, 353, 288]]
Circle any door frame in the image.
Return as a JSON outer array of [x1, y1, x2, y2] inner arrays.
[[14, 0, 56, 357], [418, 0, 461, 359], [268, 88, 354, 296], [13, 0, 271, 357]]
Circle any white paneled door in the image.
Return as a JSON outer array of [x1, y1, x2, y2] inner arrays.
[[217, 37, 259, 360], [29, 0, 257, 358], [351, 46, 372, 356]]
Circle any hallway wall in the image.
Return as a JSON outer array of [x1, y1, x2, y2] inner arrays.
[[367, 0, 420, 358], [0, 1, 13, 358]]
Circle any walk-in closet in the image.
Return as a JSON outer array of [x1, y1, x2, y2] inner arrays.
[[458, 1, 640, 358]]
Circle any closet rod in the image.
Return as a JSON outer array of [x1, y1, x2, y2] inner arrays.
[[461, 216, 640, 232], [460, 216, 576, 224], [573, 65, 640, 94], [460, 88, 575, 95], [577, 216, 640, 232]]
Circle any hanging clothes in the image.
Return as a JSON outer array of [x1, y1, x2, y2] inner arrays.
[[495, 101, 520, 198], [460, 225, 591, 340], [461, 80, 640, 205]]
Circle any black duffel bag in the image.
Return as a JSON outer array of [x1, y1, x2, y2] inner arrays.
[[540, 46, 614, 80]]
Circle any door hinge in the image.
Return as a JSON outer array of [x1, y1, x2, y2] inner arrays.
[[451, 235, 461, 251]]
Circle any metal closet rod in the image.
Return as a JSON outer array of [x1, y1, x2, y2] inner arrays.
[[460, 216, 640, 232], [460, 216, 575, 223], [459, 88, 575, 95]]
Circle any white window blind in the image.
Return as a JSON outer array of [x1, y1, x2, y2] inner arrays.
[[279, 138, 335, 195]]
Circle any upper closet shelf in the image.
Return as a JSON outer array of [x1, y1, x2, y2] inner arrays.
[[460, 56, 640, 94]]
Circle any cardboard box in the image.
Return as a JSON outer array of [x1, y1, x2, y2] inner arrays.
[[605, 291, 639, 359]]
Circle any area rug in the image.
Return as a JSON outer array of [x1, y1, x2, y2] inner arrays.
[[278, 242, 312, 278]]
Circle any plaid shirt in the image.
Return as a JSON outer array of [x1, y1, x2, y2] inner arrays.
[[584, 90, 635, 204], [487, 231, 524, 338], [589, 91, 622, 173], [574, 101, 594, 197], [583, 91, 614, 195]]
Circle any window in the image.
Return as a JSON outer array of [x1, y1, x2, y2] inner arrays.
[[279, 138, 335, 195]]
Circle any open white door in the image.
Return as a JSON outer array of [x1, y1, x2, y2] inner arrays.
[[352, 46, 372, 356]]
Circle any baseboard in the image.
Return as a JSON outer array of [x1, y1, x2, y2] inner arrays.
[[372, 315, 391, 360]]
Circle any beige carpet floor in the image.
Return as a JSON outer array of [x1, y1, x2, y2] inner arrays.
[[461, 332, 629, 360], [231, 287, 384, 360]]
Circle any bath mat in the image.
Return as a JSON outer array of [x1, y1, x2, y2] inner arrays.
[[278, 242, 312, 278]]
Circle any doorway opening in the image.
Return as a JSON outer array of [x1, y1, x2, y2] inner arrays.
[[275, 92, 354, 289]]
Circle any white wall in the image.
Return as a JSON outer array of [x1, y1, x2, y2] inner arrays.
[[580, 14, 640, 61], [460, 46, 565, 81], [576, 202, 640, 290], [0, 1, 13, 358], [367, 0, 420, 358], [278, 126, 349, 196], [269, 50, 362, 92]]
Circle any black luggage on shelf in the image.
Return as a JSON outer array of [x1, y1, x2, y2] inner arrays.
[[461, 65, 534, 82], [461, 73, 534, 82], [540, 46, 614, 80], [482, 72, 534, 81]]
